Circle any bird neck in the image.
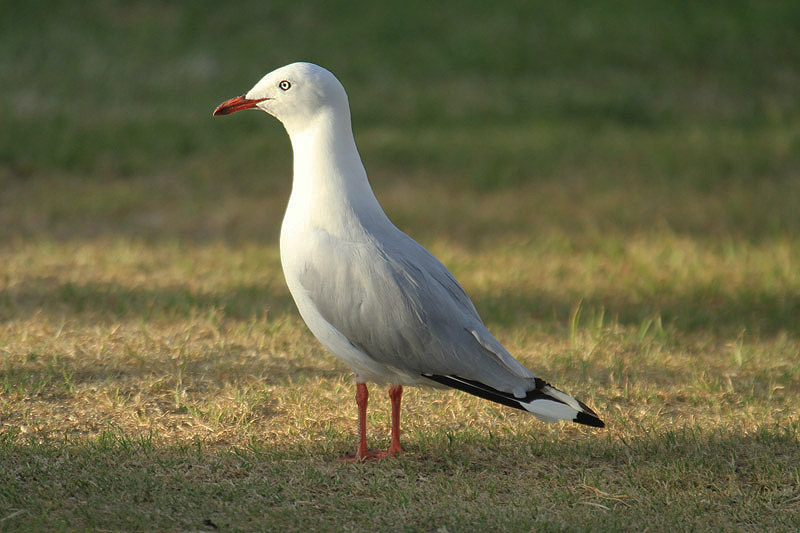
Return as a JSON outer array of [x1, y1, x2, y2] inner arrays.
[[285, 110, 389, 236]]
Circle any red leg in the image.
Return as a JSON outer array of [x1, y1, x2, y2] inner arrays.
[[387, 385, 403, 456], [345, 381, 372, 461], [343, 381, 403, 461], [344, 380, 384, 461]]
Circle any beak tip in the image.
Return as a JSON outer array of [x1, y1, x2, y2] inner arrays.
[[212, 95, 268, 117]]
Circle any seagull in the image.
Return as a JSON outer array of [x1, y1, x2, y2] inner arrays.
[[213, 62, 604, 460]]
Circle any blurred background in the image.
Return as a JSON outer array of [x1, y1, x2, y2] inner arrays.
[[2, 0, 798, 245], [1, 0, 799, 345]]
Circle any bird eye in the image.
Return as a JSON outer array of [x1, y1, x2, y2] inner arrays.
[[279, 80, 291, 91]]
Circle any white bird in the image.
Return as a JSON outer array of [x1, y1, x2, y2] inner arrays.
[[213, 62, 603, 460]]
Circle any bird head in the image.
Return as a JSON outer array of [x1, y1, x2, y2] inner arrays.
[[213, 62, 349, 135]]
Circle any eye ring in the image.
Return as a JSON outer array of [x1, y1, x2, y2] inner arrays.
[[279, 80, 291, 91]]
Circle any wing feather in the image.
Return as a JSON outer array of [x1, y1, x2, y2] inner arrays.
[[297, 227, 535, 395]]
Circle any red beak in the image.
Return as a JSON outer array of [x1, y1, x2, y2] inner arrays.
[[213, 95, 269, 116]]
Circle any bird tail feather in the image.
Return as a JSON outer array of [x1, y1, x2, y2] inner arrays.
[[422, 374, 604, 428]]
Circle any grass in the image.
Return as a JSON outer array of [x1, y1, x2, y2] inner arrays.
[[2, 1, 800, 531]]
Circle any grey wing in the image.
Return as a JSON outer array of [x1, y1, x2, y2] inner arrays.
[[298, 227, 537, 396]]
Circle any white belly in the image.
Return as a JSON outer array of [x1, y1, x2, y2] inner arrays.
[[279, 223, 422, 385]]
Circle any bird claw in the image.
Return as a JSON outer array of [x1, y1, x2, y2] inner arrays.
[[342, 448, 400, 462]]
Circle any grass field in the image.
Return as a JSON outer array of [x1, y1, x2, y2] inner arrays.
[[2, 1, 800, 531]]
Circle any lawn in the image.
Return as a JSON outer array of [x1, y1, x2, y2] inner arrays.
[[1, 1, 799, 531]]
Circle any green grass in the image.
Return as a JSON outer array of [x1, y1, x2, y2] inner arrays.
[[2, 1, 800, 531]]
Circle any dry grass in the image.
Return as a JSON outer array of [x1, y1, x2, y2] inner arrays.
[[2, 222, 798, 530]]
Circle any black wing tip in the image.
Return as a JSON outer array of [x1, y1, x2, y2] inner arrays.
[[425, 374, 606, 428], [575, 411, 605, 428]]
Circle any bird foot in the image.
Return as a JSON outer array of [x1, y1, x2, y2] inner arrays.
[[342, 448, 400, 462]]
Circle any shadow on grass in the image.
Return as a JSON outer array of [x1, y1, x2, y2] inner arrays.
[[0, 421, 798, 531], [1, 278, 297, 323], [3, 275, 797, 408], [3, 275, 798, 338], [0, 344, 341, 397], [476, 286, 800, 339]]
